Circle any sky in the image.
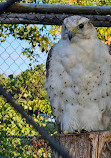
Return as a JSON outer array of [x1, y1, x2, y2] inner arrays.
[[0, 23, 61, 77], [0, 35, 48, 77]]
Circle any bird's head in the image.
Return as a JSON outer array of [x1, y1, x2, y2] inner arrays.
[[61, 16, 97, 42]]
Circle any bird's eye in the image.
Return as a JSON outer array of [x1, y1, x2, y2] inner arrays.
[[79, 23, 84, 29]]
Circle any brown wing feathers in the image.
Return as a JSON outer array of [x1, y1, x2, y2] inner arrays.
[[46, 46, 54, 78]]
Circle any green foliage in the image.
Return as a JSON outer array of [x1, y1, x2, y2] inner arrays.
[[13, 65, 51, 115], [0, 136, 51, 158], [0, 137, 29, 158], [40, 0, 111, 5], [0, 65, 52, 157], [96, 27, 111, 45], [0, 65, 51, 136]]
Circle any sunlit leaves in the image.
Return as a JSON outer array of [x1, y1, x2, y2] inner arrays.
[[40, 0, 110, 5], [96, 27, 111, 45], [0, 64, 51, 138]]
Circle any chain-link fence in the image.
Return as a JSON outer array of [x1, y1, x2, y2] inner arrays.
[[0, 23, 58, 157], [0, 0, 111, 157]]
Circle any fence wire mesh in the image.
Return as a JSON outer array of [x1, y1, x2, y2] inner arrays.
[[0, 0, 111, 157]]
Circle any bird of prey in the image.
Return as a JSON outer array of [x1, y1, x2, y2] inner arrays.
[[45, 16, 111, 133]]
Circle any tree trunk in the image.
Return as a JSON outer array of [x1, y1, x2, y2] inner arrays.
[[52, 130, 111, 158]]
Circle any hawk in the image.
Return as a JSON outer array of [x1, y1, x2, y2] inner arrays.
[[45, 16, 111, 133]]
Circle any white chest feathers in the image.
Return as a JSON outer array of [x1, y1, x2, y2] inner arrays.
[[45, 38, 111, 132]]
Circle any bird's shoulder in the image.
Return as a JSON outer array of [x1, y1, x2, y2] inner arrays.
[[97, 39, 111, 55], [46, 40, 68, 78], [46, 44, 57, 78]]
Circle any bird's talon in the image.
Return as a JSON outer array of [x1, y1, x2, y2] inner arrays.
[[74, 129, 87, 134], [81, 129, 87, 133], [63, 131, 70, 134]]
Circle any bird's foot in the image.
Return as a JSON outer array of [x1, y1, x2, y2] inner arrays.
[[74, 129, 87, 134], [63, 131, 70, 134], [62, 129, 88, 135]]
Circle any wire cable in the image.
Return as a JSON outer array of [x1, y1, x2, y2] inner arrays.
[[0, 84, 72, 158]]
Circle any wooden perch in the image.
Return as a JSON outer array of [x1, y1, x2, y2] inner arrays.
[[0, 13, 111, 27], [52, 130, 111, 158], [1, 3, 111, 15]]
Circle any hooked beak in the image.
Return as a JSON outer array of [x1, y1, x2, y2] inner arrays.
[[68, 28, 77, 41], [68, 30, 73, 41]]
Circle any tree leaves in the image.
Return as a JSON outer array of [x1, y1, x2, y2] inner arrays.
[[96, 27, 111, 45], [0, 65, 51, 137]]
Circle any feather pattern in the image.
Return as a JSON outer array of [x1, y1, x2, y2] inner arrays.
[[45, 16, 111, 132]]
